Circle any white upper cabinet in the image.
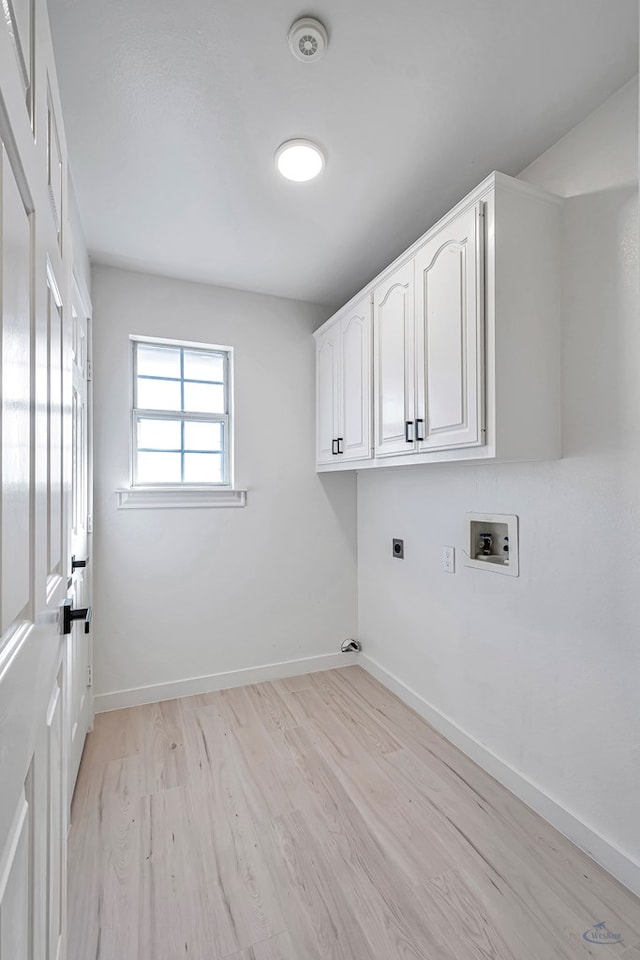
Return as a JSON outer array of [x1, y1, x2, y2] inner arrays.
[[315, 294, 372, 465], [373, 261, 416, 457], [315, 172, 562, 472], [415, 200, 484, 452]]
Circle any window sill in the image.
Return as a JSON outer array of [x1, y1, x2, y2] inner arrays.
[[116, 486, 247, 510]]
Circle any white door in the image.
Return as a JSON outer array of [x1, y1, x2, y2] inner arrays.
[[68, 286, 92, 792], [415, 202, 485, 451], [339, 295, 372, 462], [315, 321, 341, 464], [0, 4, 73, 959], [373, 260, 417, 457]]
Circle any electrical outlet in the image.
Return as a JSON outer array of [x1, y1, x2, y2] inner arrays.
[[442, 545, 455, 573], [392, 538, 404, 559]]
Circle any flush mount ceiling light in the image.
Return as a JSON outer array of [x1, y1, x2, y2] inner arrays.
[[288, 17, 329, 63], [275, 139, 325, 182]]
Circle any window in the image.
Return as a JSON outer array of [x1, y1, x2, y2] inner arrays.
[[131, 337, 231, 487]]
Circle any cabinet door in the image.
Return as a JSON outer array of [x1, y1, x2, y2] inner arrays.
[[373, 261, 416, 457], [415, 201, 485, 451], [339, 295, 372, 461], [316, 321, 341, 464]]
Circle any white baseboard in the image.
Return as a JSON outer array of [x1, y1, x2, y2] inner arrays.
[[360, 652, 640, 898], [94, 651, 357, 713]]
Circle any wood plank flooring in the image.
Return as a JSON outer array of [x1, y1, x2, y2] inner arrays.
[[68, 666, 640, 959]]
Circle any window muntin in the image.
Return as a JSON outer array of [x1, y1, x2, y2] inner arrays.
[[132, 338, 230, 486]]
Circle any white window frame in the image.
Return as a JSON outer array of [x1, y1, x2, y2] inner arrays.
[[117, 335, 246, 509]]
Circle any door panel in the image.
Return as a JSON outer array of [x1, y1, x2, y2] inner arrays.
[[46, 671, 64, 960], [316, 325, 340, 464], [373, 261, 415, 457], [46, 86, 63, 249], [47, 269, 64, 584], [2, 0, 35, 125], [0, 797, 30, 960], [340, 296, 371, 462], [1, 149, 31, 631], [424, 243, 466, 431], [415, 202, 485, 451]]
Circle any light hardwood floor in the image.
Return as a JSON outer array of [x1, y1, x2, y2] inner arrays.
[[68, 666, 640, 959]]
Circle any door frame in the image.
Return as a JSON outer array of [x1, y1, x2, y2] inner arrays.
[[68, 267, 94, 794]]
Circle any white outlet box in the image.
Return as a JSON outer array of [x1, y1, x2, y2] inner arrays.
[[465, 513, 519, 577], [442, 545, 455, 573]]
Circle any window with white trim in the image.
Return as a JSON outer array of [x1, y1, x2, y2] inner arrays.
[[131, 337, 231, 486]]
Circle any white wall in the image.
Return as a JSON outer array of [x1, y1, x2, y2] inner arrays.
[[91, 265, 357, 704], [357, 80, 640, 882]]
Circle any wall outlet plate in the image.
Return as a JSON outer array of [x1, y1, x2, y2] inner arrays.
[[392, 538, 404, 559], [442, 545, 455, 573], [465, 513, 519, 577]]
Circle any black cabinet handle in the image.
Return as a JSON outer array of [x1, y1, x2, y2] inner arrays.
[[405, 420, 415, 443], [331, 439, 338, 455], [71, 556, 88, 571], [337, 437, 344, 454], [61, 599, 92, 635], [415, 419, 425, 441]]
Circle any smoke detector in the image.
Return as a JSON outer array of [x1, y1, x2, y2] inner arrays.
[[288, 17, 328, 63]]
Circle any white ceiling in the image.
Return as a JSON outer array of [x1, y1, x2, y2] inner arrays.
[[48, 0, 638, 307]]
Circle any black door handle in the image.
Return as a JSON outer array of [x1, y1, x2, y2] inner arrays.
[[331, 439, 338, 455], [405, 420, 415, 443], [337, 437, 344, 454], [415, 419, 425, 441], [61, 599, 92, 635], [71, 556, 88, 571]]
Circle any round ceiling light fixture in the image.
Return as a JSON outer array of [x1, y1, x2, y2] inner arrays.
[[275, 139, 325, 182], [288, 17, 328, 63]]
